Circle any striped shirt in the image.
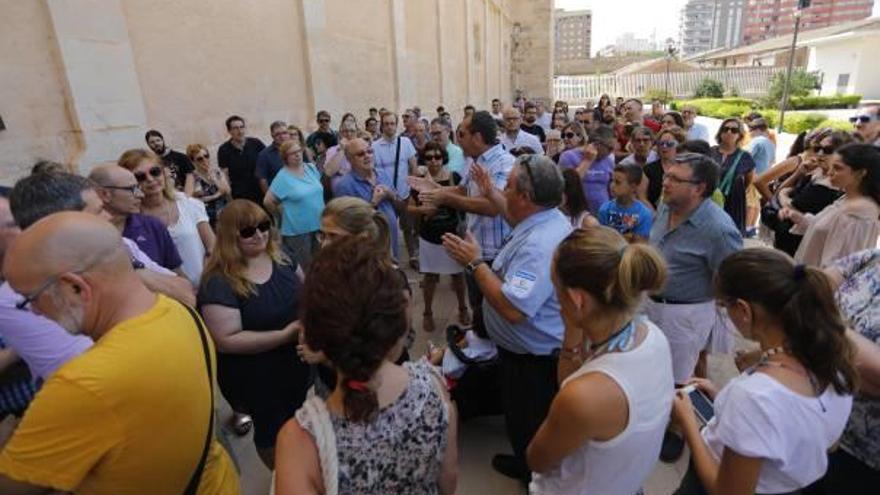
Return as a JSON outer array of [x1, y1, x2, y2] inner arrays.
[[460, 144, 514, 260]]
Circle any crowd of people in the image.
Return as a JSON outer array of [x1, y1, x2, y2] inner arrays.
[[0, 95, 878, 495]]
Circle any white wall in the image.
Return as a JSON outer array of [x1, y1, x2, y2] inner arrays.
[[808, 34, 880, 99]]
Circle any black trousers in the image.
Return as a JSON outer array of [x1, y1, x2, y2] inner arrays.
[[464, 260, 493, 338], [802, 448, 880, 495], [497, 347, 559, 469]]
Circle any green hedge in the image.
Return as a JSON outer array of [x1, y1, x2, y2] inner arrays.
[[672, 95, 861, 113], [788, 94, 861, 110]]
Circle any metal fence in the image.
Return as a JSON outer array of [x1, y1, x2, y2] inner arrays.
[[554, 67, 786, 104]]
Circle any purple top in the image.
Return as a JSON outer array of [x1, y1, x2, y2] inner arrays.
[[558, 149, 614, 214], [0, 283, 92, 381], [122, 213, 183, 271]]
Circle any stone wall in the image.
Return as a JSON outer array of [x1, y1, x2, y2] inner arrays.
[[0, 0, 551, 182]]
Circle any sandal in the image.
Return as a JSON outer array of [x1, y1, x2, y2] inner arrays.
[[458, 307, 472, 327], [230, 412, 253, 436], [423, 311, 435, 333]]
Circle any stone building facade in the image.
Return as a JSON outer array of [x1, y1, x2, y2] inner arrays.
[[0, 0, 552, 180]]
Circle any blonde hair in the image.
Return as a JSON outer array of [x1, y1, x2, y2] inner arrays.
[[554, 226, 666, 312], [201, 199, 289, 297], [279, 140, 304, 165], [117, 148, 175, 201], [322, 197, 391, 262]]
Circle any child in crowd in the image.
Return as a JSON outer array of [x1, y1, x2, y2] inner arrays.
[[598, 163, 653, 242]]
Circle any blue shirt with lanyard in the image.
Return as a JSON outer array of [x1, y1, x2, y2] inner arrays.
[[484, 207, 572, 355]]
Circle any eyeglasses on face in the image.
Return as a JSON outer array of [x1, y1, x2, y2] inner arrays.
[[16, 266, 93, 310], [318, 118, 331, 124], [813, 144, 836, 155], [721, 126, 741, 134], [101, 184, 141, 195], [662, 173, 700, 185], [424, 154, 443, 161], [657, 140, 678, 149], [134, 166, 163, 182], [353, 148, 374, 158], [563, 132, 578, 139], [849, 115, 877, 124], [195, 153, 209, 162], [238, 220, 272, 239]]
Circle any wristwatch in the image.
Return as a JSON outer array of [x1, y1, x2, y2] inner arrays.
[[465, 259, 486, 275]]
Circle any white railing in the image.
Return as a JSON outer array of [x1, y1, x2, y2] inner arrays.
[[554, 67, 786, 104]]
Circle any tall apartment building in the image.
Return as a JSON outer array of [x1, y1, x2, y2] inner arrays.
[[679, 0, 748, 56], [555, 9, 592, 61], [742, 0, 874, 45]]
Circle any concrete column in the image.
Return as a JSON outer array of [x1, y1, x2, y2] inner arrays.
[[483, 0, 490, 106], [436, 0, 446, 105], [298, 0, 324, 120], [45, 0, 148, 171], [464, 0, 474, 104], [390, 0, 409, 111]]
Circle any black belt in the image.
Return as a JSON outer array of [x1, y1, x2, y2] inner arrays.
[[649, 295, 711, 305]]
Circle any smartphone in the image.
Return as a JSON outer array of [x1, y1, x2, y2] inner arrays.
[[681, 385, 715, 425]]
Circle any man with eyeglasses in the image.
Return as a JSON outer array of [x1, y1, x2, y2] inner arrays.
[[431, 118, 465, 175], [87, 163, 186, 276], [217, 115, 265, 205], [441, 154, 570, 483], [645, 153, 742, 463], [851, 105, 880, 147], [680, 105, 709, 143], [256, 120, 291, 194], [620, 127, 658, 167], [0, 212, 238, 494], [335, 138, 403, 259], [500, 107, 544, 156]]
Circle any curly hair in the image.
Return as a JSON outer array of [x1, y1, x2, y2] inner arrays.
[[302, 236, 407, 422]]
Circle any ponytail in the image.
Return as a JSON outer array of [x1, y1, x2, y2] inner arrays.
[[716, 249, 857, 394], [555, 226, 667, 312]]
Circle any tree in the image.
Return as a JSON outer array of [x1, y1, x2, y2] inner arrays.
[[763, 69, 820, 107], [694, 78, 724, 98]]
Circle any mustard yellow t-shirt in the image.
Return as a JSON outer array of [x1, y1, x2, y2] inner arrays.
[[0, 295, 239, 494]]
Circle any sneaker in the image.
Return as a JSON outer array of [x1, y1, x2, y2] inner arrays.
[[491, 453, 530, 481], [659, 430, 685, 463]]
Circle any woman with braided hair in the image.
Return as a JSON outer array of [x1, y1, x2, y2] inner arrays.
[[275, 236, 458, 495], [671, 248, 856, 495]]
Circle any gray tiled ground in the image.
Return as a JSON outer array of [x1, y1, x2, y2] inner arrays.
[[229, 262, 751, 495]]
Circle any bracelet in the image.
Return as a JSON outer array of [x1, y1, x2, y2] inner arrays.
[[559, 344, 584, 361]]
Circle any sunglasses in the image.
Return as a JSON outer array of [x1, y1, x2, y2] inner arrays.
[[195, 154, 209, 161], [134, 166, 163, 182], [813, 144, 836, 155], [239, 220, 272, 239], [424, 154, 442, 161], [849, 115, 877, 124], [657, 140, 678, 149], [721, 126, 741, 134], [563, 132, 578, 139], [318, 118, 331, 124]]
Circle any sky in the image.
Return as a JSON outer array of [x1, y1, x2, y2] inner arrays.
[[555, 0, 880, 56]]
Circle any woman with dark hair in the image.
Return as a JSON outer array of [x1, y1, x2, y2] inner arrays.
[[552, 109, 569, 131], [197, 199, 309, 468], [275, 238, 458, 495], [560, 168, 597, 229], [784, 144, 880, 266], [709, 117, 757, 233], [672, 248, 855, 495], [662, 111, 685, 130], [764, 131, 853, 256], [528, 227, 672, 494], [641, 127, 688, 210], [754, 128, 832, 203], [593, 94, 612, 122], [408, 141, 469, 332], [557, 122, 588, 169]]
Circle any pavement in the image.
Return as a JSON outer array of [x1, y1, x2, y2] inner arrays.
[[227, 257, 760, 495]]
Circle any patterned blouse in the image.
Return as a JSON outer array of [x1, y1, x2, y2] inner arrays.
[[832, 248, 880, 470], [299, 360, 449, 494]]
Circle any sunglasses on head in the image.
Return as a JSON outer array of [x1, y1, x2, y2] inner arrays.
[[721, 126, 740, 134], [239, 220, 272, 239], [134, 166, 163, 182], [850, 115, 877, 124]]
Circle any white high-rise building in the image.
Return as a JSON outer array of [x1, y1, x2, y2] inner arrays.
[[679, 0, 747, 56]]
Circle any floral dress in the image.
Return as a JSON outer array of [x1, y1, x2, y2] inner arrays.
[[832, 248, 880, 470]]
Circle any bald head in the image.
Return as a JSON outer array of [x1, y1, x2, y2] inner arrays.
[[88, 162, 133, 186], [4, 211, 129, 290]]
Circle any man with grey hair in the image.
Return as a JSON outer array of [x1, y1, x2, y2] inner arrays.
[[645, 152, 741, 462], [430, 117, 465, 175], [255, 120, 290, 193], [500, 107, 543, 156], [443, 154, 571, 482], [681, 104, 710, 143], [852, 104, 880, 146]]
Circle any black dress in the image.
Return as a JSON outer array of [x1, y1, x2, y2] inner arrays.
[[709, 147, 756, 234], [197, 261, 311, 449]]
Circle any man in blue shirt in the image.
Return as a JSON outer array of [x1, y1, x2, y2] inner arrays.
[[415, 111, 514, 341], [443, 154, 571, 482], [255, 121, 290, 194], [333, 138, 401, 259], [646, 152, 742, 462], [747, 118, 776, 175], [429, 118, 465, 175]]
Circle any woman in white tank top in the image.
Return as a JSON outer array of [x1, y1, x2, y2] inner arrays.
[[670, 248, 856, 495], [528, 226, 674, 494]]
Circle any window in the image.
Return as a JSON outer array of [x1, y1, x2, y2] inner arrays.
[[837, 73, 850, 93]]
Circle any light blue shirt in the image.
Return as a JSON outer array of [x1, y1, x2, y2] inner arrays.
[[333, 168, 400, 259], [459, 144, 514, 260], [686, 122, 710, 143], [484, 208, 573, 355], [372, 134, 415, 199], [500, 130, 544, 155], [269, 164, 325, 236], [446, 142, 466, 175], [748, 135, 776, 175], [649, 199, 742, 302]]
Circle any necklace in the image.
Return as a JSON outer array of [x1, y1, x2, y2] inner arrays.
[[588, 320, 636, 362], [753, 345, 827, 412]]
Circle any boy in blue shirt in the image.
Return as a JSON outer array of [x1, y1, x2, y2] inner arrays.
[[598, 163, 653, 242]]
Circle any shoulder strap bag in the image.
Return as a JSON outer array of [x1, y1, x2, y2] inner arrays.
[[181, 304, 215, 495]]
